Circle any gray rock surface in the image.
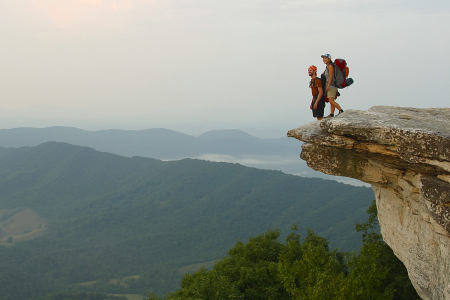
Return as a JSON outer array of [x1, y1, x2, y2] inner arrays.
[[288, 106, 450, 300]]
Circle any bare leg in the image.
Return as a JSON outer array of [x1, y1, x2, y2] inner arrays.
[[328, 97, 342, 113], [330, 99, 336, 115]]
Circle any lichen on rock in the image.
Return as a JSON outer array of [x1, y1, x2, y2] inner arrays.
[[288, 106, 450, 300]]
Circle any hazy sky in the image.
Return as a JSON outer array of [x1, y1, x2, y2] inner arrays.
[[1, 0, 449, 136]]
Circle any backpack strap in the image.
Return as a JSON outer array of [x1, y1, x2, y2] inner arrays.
[[310, 77, 321, 87], [328, 62, 337, 87]]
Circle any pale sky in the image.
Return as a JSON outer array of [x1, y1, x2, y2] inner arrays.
[[0, 0, 449, 137]]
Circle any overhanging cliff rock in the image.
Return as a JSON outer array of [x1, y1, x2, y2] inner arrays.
[[288, 106, 450, 300]]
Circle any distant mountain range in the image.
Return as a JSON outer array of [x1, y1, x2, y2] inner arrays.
[[0, 126, 365, 185], [0, 126, 299, 159], [0, 142, 374, 298]]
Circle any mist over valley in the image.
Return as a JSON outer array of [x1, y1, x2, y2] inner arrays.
[[0, 126, 365, 186]]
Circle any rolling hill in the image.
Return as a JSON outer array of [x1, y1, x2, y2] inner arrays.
[[0, 142, 374, 298]]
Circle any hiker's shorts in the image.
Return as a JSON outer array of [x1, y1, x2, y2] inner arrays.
[[327, 87, 338, 99], [311, 97, 325, 119], [312, 105, 325, 118]]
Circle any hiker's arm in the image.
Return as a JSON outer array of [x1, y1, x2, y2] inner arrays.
[[326, 64, 334, 91], [314, 86, 323, 108]]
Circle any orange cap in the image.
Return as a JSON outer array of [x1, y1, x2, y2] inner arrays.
[[308, 65, 317, 72]]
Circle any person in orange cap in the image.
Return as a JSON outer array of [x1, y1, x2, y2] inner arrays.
[[308, 65, 325, 120]]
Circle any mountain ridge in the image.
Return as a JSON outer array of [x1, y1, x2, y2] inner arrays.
[[0, 126, 299, 159]]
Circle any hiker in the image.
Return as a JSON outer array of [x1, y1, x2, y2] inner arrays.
[[308, 65, 325, 120], [321, 54, 344, 118]]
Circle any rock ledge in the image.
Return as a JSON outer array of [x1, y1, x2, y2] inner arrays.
[[288, 106, 450, 300]]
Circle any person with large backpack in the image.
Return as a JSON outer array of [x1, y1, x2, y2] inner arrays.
[[321, 54, 344, 118], [308, 65, 325, 120]]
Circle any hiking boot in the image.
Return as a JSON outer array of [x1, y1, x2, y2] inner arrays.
[[324, 114, 334, 118], [337, 110, 344, 116]]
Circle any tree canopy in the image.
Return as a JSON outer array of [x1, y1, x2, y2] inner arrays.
[[148, 201, 420, 300]]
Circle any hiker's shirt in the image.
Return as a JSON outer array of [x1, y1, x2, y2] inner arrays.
[[309, 78, 324, 106], [324, 64, 337, 89], [310, 78, 322, 100]]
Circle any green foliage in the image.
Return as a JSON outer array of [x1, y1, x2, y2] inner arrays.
[[279, 229, 347, 300], [149, 203, 420, 300], [278, 227, 393, 300], [208, 229, 289, 299], [6, 236, 13, 243], [0, 264, 50, 300], [166, 268, 243, 300], [355, 200, 420, 300], [151, 229, 289, 300]]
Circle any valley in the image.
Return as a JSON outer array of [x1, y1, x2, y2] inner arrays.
[[0, 141, 373, 298]]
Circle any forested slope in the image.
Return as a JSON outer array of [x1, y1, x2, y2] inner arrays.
[[0, 142, 373, 298]]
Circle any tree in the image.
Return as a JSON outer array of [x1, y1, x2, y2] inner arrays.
[[355, 200, 420, 300], [6, 236, 13, 243], [149, 229, 289, 300], [148, 202, 420, 300], [278, 227, 393, 300]]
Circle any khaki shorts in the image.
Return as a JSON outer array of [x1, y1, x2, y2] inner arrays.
[[327, 87, 338, 99]]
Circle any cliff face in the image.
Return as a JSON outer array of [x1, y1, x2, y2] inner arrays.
[[288, 106, 450, 300]]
